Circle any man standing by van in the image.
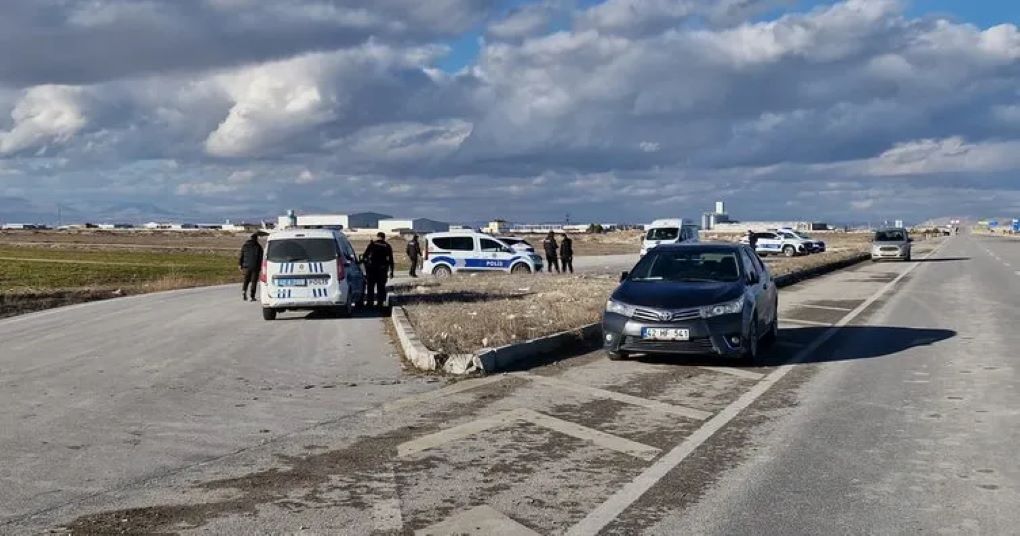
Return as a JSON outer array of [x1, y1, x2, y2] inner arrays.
[[406, 234, 422, 278], [362, 232, 395, 307], [746, 229, 758, 252], [560, 233, 574, 273], [543, 231, 560, 274], [238, 233, 263, 302]]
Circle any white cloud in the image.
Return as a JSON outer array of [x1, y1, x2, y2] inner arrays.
[[0, 85, 87, 155], [867, 137, 1020, 176]]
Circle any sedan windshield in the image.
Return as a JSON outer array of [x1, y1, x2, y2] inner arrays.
[[875, 230, 907, 242], [646, 228, 679, 241], [630, 250, 741, 282], [267, 238, 337, 262]]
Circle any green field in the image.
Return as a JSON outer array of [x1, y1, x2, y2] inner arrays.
[[0, 245, 237, 291]]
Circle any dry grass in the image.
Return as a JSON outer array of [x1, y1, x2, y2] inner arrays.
[[398, 274, 618, 355]]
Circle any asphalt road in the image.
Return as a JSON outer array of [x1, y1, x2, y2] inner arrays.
[[655, 231, 1020, 535], [4, 235, 1018, 534], [0, 285, 437, 525]]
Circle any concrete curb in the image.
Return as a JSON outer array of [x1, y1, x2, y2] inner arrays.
[[474, 323, 601, 373], [773, 252, 870, 288], [390, 305, 440, 372]]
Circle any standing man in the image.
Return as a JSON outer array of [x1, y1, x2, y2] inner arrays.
[[362, 232, 395, 307], [406, 234, 422, 278], [238, 233, 263, 302], [542, 231, 560, 274], [746, 229, 758, 253], [560, 233, 574, 274]]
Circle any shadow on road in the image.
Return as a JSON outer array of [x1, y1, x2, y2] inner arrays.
[[913, 257, 970, 263], [272, 305, 392, 321], [627, 326, 956, 368]]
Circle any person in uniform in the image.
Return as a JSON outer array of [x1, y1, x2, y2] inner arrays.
[[406, 234, 422, 278], [238, 233, 263, 302], [362, 232, 395, 307], [560, 233, 574, 274], [542, 231, 560, 274]]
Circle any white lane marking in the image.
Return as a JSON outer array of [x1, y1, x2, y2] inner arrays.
[[698, 366, 765, 381], [780, 318, 832, 327], [522, 374, 711, 420], [416, 505, 541, 536], [797, 303, 854, 312], [519, 408, 661, 461], [384, 376, 507, 412], [369, 470, 404, 531], [398, 411, 513, 458], [565, 238, 947, 536], [397, 408, 661, 461]]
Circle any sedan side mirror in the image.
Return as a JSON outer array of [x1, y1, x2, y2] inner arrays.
[[620, 271, 629, 282], [907, 238, 914, 242]]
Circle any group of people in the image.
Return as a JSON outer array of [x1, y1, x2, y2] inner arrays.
[[238, 230, 576, 308], [541, 231, 574, 273]]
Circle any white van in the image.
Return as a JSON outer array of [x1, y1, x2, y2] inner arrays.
[[423, 231, 543, 276], [259, 229, 365, 320], [640, 219, 699, 256]]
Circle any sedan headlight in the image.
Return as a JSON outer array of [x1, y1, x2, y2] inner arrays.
[[606, 299, 636, 318], [700, 299, 744, 318]]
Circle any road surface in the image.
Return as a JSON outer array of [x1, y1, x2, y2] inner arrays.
[[2, 234, 1018, 534]]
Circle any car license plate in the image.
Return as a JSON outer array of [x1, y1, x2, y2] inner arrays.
[[276, 278, 307, 287], [642, 327, 690, 341], [308, 278, 329, 285]]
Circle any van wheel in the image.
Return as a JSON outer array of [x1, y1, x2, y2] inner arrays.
[[511, 263, 531, 275], [432, 265, 452, 278], [782, 245, 796, 257], [262, 308, 277, 321]]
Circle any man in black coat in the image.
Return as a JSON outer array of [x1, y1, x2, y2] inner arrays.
[[362, 232, 395, 307], [406, 234, 422, 278], [542, 231, 560, 273], [560, 233, 574, 273], [746, 230, 758, 253], [238, 233, 264, 302]]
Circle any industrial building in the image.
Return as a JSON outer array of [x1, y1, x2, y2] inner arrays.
[[701, 201, 732, 230], [275, 212, 393, 231], [378, 218, 450, 234]]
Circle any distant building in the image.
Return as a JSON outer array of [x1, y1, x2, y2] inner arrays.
[[379, 218, 450, 234], [510, 223, 566, 234], [1, 223, 48, 230], [701, 200, 732, 230], [275, 212, 393, 230], [484, 220, 510, 234]]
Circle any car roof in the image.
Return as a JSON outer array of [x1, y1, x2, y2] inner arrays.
[[268, 228, 340, 240], [650, 242, 747, 252]]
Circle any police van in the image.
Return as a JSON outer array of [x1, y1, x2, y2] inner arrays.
[[423, 231, 543, 276], [640, 219, 700, 257], [259, 229, 366, 320]]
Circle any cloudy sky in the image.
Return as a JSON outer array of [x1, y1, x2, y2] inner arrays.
[[1, 0, 1019, 225]]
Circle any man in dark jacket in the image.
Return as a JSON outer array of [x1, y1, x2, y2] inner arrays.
[[542, 231, 560, 273], [406, 234, 422, 278], [746, 230, 758, 253], [560, 233, 574, 273], [362, 232, 395, 307], [238, 233, 264, 301]]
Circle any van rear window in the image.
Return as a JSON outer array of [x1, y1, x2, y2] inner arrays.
[[646, 228, 679, 241], [267, 239, 337, 262]]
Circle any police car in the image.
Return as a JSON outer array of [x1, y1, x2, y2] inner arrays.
[[423, 231, 543, 276], [777, 228, 826, 253], [742, 230, 812, 257], [259, 228, 366, 320]]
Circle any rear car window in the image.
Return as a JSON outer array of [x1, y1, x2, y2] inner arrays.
[[267, 238, 338, 262], [646, 228, 679, 241], [630, 250, 741, 282], [480, 238, 505, 252], [432, 236, 475, 251]]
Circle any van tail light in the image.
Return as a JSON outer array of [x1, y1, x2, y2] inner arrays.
[[259, 259, 267, 283], [337, 258, 347, 281]]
